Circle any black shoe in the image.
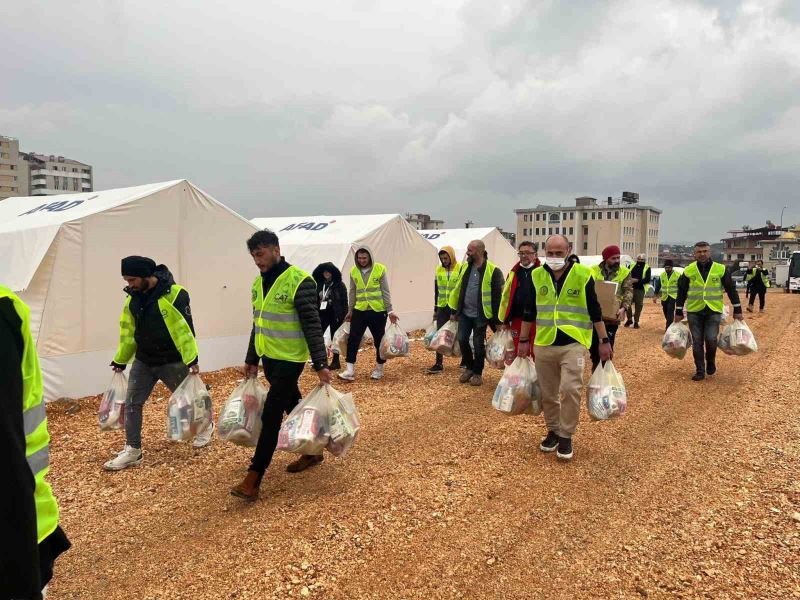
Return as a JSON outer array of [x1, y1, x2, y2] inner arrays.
[[426, 363, 443, 374], [633, 323, 641, 329], [329, 355, 341, 371], [556, 437, 573, 461], [624, 320, 633, 328], [539, 431, 559, 453], [692, 372, 705, 381], [706, 364, 716, 376]]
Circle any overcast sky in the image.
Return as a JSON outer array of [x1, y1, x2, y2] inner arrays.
[[2, 0, 799, 243]]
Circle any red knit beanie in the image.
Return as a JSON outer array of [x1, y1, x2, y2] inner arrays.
[[602, 245, 621, 261]]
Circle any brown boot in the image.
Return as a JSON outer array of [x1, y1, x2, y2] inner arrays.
[[230, 470, 262, 502], [286, 454, 324, 473]]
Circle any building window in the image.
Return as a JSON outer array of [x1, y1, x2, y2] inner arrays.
[[591, 212, 595, 219], [562, 212, 567, 220], [569, 227, 574, 235], [583, 212, 588, 220], [615, 211, 619, 219], [535, 213, 540, 221], [607, 212, 611, 219], [548, 227, 553, 235], [598, 212, 602, 220], [583, 226, 588, 235], [583, 241, 588, 251], [570, 212, 574, 220]]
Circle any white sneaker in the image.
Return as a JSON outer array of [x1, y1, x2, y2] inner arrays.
[[192, 421, 215, 448], [103, 445, 143, 471], [338, 363, 356, 381], [370, 363, 385, 380]]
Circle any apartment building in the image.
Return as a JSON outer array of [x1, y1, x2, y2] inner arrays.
[[514, 192, 662, 265], [0, 133, 93, 200], [720, 224, 789, 268], [406, 213, 444, 230]]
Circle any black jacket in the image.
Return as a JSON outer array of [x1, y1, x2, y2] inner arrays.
[[453, 260, 505, 325], [112, 265, 197, 369], [0, 298, 70, 599], [246, 258, 328, 372], [630, 262, 651, 291], [312, 262, 349, 323]]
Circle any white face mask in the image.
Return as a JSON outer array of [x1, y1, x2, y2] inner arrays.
[[545, 257, 566, 271]]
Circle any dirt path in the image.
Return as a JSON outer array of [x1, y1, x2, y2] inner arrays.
[[45, 292, 800, 599]]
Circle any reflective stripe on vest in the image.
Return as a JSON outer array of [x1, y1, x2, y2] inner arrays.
[[684, 261, 725, 313], [252, 266, 311, 362], [660, 270, 680, 300], [0, 286, 59, 544], [590, 263, 631, 300], [435, 264, 460, 308], [532, 264, 593, 349], [351, 263, 387, 312], [113, 284, 199, 366], [447, 261, 498, 319], [498, 270, 516, 322]]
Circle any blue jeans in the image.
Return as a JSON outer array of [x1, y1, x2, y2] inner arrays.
[[686, 311, 721, 375], [458, 314, 487, 375]]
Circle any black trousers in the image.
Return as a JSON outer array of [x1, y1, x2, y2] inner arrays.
[[748, 288, 766, 310], [590, 322, 619, 371], [249, 358, 305, 475], [661, 297, 676, 331], [434, 306, 452, 365], [346, 309, 388, 364], [320, 307, 342, 340], [458, 314, 487, 375]]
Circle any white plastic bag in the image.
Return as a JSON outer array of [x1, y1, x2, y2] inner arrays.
[[166, 373, 213, 442], [423, 321, 438, 351], [331, 321, 350, 356], [492, 357, 541, 416], [587, 361, 627, 421], [486, 329, 515, 369], [429, 320, 460, 357], [326, 387, 361, 457], [277, 385, 331, 455], [718, 320, 758, 356], [98, 371, 127, 431], [217, 377, 268, 447], [379, 322, 410, 360], [662, 321, 692, 360]]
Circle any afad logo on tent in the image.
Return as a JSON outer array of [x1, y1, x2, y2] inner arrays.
[[421, 231, 447, 241], [18, 195, 99, 216], [279, 220, 336, 232]]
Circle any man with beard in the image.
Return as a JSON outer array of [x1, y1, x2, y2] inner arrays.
[[498, 241, 540, 357], [588, 246, 633, 371], [652, 259, 680, 331]]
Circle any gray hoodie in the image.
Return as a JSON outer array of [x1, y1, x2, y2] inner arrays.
[[348, 245, 393, 313]]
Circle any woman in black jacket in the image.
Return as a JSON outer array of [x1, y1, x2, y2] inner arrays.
[[312, 262, 349, 370]]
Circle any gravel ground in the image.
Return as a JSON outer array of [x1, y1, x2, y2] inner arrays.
[[45, 291, 800, 599]]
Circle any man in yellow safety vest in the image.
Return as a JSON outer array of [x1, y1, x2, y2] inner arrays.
[[745, 259, 770, 313], [674, 241, 744, 381], [588, 245, 632, 371], [231, 230, 332, 502], [1, 285, 70, 598], [427, 245, 460, 374], [652, 259, 680, 331]]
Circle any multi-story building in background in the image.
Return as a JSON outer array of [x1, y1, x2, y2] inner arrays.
[[406, 213, 444, 230], [0, 133, 93, 200], [720, 223, 789, 268], [514, 192, 661, 265]]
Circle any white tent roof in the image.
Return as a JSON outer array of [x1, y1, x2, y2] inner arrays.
[[1, 180, 259, 401], [251, 214, 438, 330], [418, 227, 519, 273]]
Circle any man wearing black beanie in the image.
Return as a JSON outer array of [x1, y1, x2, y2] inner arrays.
[[104, 256, 213, 471]]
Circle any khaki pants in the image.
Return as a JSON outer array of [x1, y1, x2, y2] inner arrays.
[[533, 343, 586, 438]]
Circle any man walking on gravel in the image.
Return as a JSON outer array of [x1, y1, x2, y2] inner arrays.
[[674, 241, 744, 381], [588, 245, 632, 371], [653, 259, 679, 331], [745, 259, 770, 313], [449, 240, 504, 386], [427, 245, 461, 374], [498, 241, 540, 357], [626, 253, 651, 328], [104, 256, 212, 471], [231, 230, 332, 502], [518, 235, 611, 461]]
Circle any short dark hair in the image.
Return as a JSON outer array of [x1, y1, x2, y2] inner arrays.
[[663, 259, 674, 267], [694, 241, 711, 248], [518, 241, 535, 251], [247, 229, 279, 252]]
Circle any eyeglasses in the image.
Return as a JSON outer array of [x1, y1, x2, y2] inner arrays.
[[518, 251, 535, 257]]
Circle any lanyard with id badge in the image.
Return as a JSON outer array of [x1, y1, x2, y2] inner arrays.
[[320, 284, 331, 310]]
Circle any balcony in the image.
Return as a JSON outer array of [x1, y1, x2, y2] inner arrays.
[[81, 172, 92, 180]]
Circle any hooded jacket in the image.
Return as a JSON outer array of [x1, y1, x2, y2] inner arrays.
[[312, 262, 349, 323], [113, 265, 197, 368], [348, 245, 393, 313], [433, 246, 459, 311]]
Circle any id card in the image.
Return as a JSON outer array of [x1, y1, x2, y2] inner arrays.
[[320, 301, 328, 310]]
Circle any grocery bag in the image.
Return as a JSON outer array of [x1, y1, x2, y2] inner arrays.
[[587, 361, 627, 421], [166, 373, 213, 442], [718, 320, 758, 356], [326, 386, 361, 457], [331, 321, 350, 356], [423, 321, 438, 351], [277, 385, 331, 455], [662, 321, 692, 359], [379, 322, 410, 360], [217, 377, 268, 447], [486, 328, 515, 369], [492, 357, 540, 416], [98, 371, 128, 431], [429, 321, 459, 357]]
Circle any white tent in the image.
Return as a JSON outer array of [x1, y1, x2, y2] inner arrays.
[[418, 227, 519, 273], [0, 180, 259, 401], [251, 214, 437, 330]]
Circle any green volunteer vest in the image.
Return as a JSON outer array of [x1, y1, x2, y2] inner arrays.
[[745, 268, 770, 288], [448, 261, 497, 319], [446, 262, 468, 311], [114, 284, 199, 366], [590, 263, 631, 301], [532, 264, 593, 349], [351, 263, 387, 312], [498, 268, 523, 322], [252, 266, 311, 362], [0, 286, 59, 543], [435, 264, 461, 308], [684, 261, 725, 313], [660, 270, 680, 300]]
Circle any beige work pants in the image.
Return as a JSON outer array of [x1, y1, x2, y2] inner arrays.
[[533, 343, 586, 438]]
